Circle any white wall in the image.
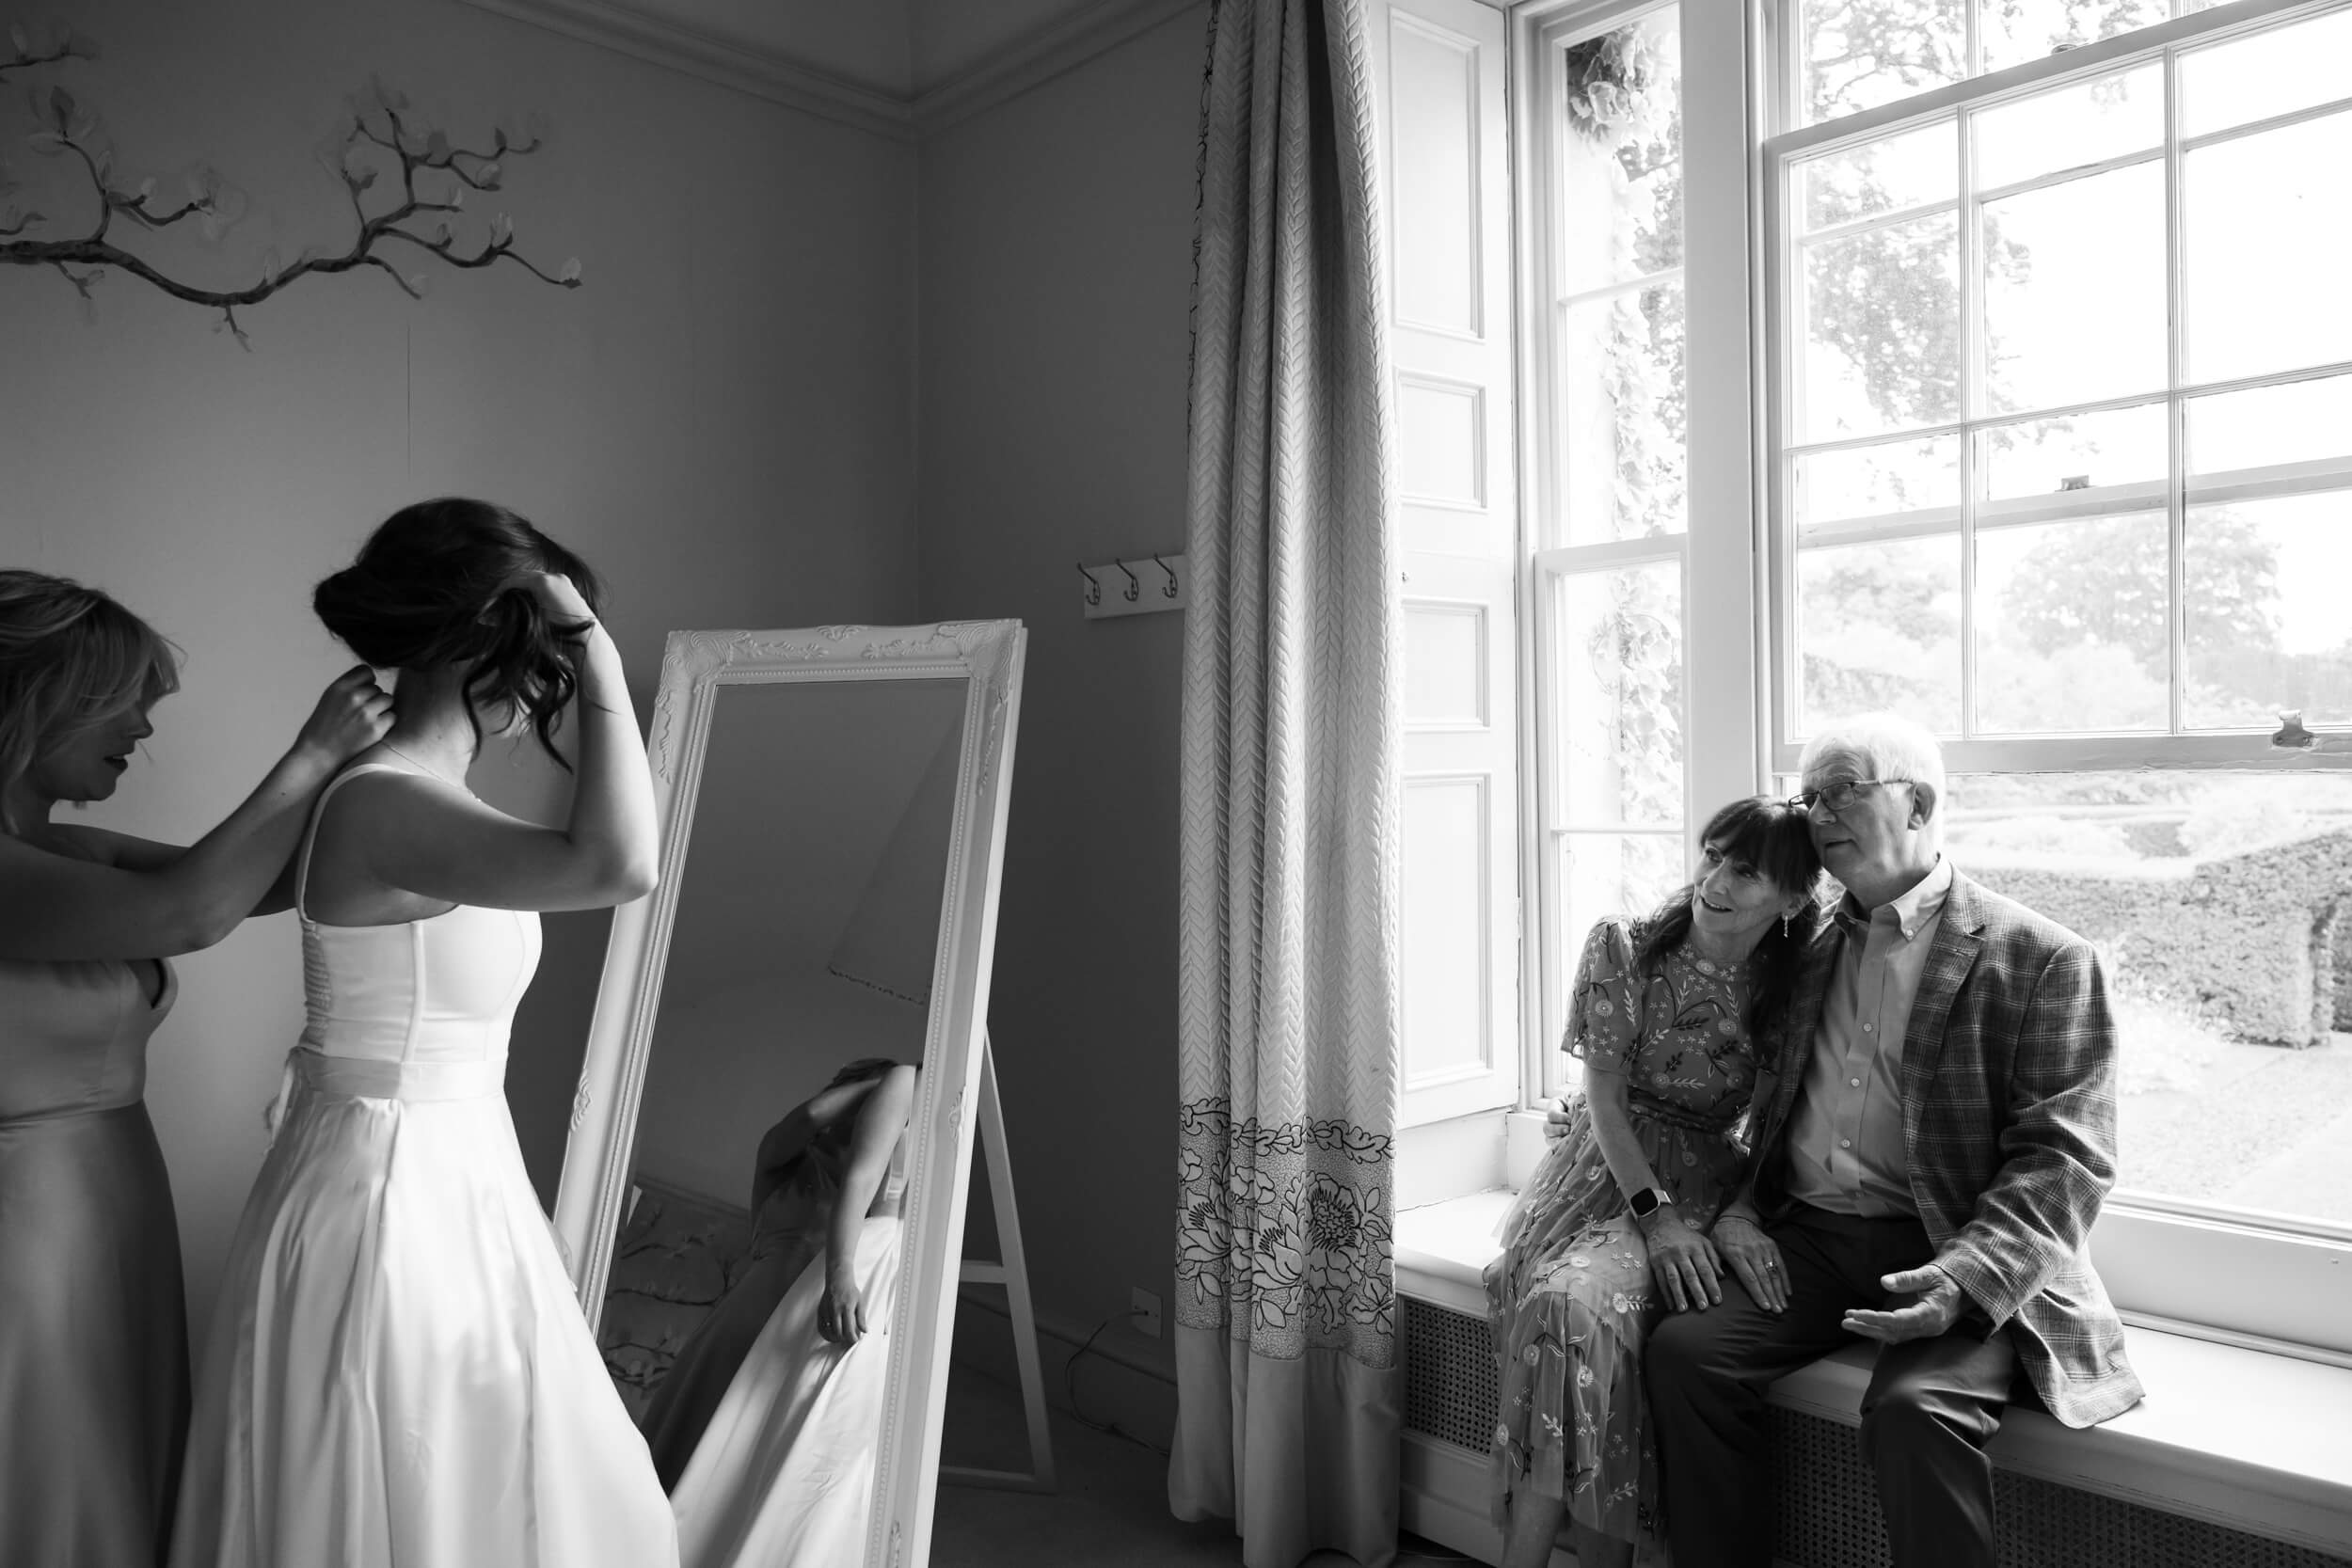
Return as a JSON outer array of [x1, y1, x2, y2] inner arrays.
[[914, 4, 1210, 1383], [1, 0, 918, 1338]]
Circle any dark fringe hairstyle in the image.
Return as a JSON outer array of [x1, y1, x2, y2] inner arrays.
[[313, 499, 601, 768], [1630, 795, 1826, 1042]]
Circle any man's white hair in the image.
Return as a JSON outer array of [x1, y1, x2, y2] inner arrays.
[[1797, 710, 1947, 819]]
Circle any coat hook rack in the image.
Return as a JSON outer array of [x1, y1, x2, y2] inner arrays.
[[1080, 552, 1188, 620]]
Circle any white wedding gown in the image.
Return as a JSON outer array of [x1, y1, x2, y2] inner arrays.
[[170, 763, 678, 1568], [669, 1142, 908, 1568]]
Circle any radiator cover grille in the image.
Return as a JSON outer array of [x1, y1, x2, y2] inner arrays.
[[1400, 1296, 2350, 1568]]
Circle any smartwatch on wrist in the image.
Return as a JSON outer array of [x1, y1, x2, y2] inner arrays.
[[1627, 1186, 1673, 1221]]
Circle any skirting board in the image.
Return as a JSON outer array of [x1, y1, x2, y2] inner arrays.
[[950, 1288, 1179, 1454]]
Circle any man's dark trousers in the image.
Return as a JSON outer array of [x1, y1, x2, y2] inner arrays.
[[1645, 1202, 2018, 1568]]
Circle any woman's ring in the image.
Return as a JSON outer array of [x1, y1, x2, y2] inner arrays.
[[1764, 1259, 1778, 1271]]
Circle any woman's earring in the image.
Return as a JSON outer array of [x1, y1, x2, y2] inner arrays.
[[1781, 911, 1792, 938]]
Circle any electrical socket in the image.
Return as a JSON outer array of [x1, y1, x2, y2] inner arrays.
[[1129, 1286, 1163, 1339]]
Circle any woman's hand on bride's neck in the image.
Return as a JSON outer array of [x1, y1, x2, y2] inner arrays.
[[372, 666, 482, 784]]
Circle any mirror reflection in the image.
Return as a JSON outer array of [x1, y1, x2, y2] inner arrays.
[[596, 677, 967, 1566]]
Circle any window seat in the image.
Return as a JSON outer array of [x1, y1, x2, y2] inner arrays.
[[1394, 1190, 2352, 1560]]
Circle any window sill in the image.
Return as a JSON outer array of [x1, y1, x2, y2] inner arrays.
[[1394, 1191, 2352, 1560]]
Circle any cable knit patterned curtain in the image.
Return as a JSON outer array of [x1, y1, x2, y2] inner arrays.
[[1168, 2, 1403, 1564]]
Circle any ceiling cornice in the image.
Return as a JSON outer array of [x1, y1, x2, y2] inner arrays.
[[911, 0, 1204, 135], [455, 0, 916, 140], [453, 0, 1209, 143]]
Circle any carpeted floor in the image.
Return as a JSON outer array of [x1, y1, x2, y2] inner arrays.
[[933, 1364, 1480, 1568]]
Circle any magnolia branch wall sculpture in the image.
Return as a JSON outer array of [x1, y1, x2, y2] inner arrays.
[[0, 22, 580, 345]]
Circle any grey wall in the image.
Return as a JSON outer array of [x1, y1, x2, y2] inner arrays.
[[1, 0, 918, 1338], [632, 677, 965, 1208], [914, 5, 1209, 1382]]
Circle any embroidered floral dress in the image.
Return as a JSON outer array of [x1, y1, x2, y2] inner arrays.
[[1483, 917, 1762, 1551]]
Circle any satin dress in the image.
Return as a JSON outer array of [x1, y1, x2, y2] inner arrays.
[[0, 947, 187, 1567], [639, 1147, 837, 1490], [668, 1138, 908, 1568], [168, 764, 677, 1568]]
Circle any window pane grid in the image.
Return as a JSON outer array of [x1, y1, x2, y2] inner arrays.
[[1782, 355, 2352, 464], [1767, 0, 2352, 1267], [1779, 2, 2352, 748], [2164, 34, 2188, 732], [1544, 556, 1688, 832], [1796, 0, 2279, 129], [1557, 264, 1686, 312], [1956, 59, 1983, 748], [1534, 0, 1693, 1089]]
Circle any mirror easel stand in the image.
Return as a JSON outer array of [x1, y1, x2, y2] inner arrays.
[[938, 1035, 1058, 1494]]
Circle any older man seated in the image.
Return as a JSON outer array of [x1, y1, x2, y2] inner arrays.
[[1645, 711, 2144, 1568]]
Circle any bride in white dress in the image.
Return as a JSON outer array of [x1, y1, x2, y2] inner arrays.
[[170, 500, 676, 1568], [669, 1059, 918, 1568]]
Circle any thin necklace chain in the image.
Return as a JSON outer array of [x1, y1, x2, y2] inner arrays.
[[376, 738, 469, 789]]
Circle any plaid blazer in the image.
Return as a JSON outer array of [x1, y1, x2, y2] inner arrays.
[[1748, 871, 2144, 1429]]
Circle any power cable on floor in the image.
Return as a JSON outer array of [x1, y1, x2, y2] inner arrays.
[[1062, 1315, 1172, 1458]]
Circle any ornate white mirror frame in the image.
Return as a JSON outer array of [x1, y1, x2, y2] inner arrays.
[[550, 619, 1027, 1568]]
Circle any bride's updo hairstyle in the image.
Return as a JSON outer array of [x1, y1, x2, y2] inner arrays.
[[314, 498, 602, 767]]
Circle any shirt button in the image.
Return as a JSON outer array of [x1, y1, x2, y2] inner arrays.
[[1839, 1138, 1853, 1149], [1863, 1023, 1875, 1033], [1850, 1077, 1862, 1087]]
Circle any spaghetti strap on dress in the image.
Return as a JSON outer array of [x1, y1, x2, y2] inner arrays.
[[168, 763, 677, 1568]]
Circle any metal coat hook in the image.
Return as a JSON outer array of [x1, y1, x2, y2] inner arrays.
[[1078, 552, 1186, 620]]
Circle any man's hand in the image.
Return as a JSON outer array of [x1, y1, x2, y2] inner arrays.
[[1711, 1211, 1788, 1313], [1843, 1264, 1964, 1343]]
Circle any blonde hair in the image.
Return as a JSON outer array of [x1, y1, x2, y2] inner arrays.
[[0, 570, 181, 826]]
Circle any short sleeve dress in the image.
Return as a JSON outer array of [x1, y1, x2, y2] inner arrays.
[[1482, 916, 1762, 1550]]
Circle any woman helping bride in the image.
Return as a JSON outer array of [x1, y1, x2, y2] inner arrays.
[[653, 1056, 920, 1568]]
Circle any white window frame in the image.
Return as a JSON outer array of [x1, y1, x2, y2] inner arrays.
[[1758, 0, 2352, 1357], [1401, 0, 2352, 1358], [1761, 0, 2352, 774], [1513, 0, 1765, 1181]]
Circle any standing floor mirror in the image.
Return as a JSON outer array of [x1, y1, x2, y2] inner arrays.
[[550, 621, 1025, 1568]]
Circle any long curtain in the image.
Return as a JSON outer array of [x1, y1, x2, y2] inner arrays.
[[1167, 0, 1402, 1563]]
